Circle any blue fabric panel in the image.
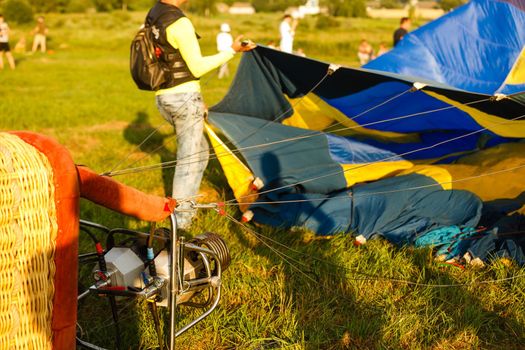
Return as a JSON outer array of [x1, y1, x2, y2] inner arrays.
[[468, 230, 525, 265], [351, 174, 483, 244], [250, 191, 353, 235], [501, 83, 525, 96], [325, 133, 404, 164], [211, 49, 297, 121], [363, 131, 485, 160], [249, 174, 482, 241], [322, 84, 484, 134], [208, 112, 347, 194], [365, 0, 525, 95]]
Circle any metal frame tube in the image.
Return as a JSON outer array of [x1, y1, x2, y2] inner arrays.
[[174, 257, 222, 338], [168, 213, 178, 350]]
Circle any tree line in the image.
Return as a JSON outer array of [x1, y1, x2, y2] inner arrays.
[[1, 0, 465, 24], [2, 0, 369, 22]]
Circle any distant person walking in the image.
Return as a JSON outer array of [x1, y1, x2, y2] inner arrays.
[[216, 23, 233, 79], [0, 14, 15, 70], [393, 17, 411, 47], [279, 14, 297, 53], [31, 16, 48, 53]]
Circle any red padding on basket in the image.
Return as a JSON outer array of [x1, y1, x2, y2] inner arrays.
[[12, 131, 79, 350], [77, 166, 176, 222]]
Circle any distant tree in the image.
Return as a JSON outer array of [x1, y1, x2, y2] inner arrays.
[[92, 0, 111, 11], [187, 0, 218, 16], [439, 0, 466, 11], [66, 0, 94, 13], [3, 0, 33, 23], [252, 0, 303, 12], [321, 0, 366, 17], [315, 15, 339, 29], [88, 0, 134, 11], [127, 0, 156, 11], [30, 0, 69, 12], [380, 0, 403, 9]]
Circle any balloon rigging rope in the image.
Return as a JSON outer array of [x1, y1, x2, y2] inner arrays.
[[105, 84, 410, 177], [98, 62, 525, 230], [105, 94, 493, 178], [214, 162, 525, 206], [103, 74, 217, 176], [105, 57, 525, 177], [224, 112, 525, 204], [102, 69, 332, 177], [220, 210, 525, 288]]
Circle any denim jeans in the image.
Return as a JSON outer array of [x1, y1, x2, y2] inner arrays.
[[156, 92, 209, 229]]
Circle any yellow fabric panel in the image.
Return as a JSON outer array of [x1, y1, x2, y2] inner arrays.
[[341, 160, 414, 188], [397, 165, 452, 190], [505, 47, 525, 85], [439, 143, 525, 209], [205, 123, 257, 211], [283, 93, 419, 143], [282, 94, 335, 130], [423, 90, 525, 138]]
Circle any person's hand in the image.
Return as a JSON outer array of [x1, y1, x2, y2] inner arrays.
[[231, 35, 257, 52]]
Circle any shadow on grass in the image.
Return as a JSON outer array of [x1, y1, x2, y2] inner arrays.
[[123, 110, 175, 196], [417, 246, 525, 349], [230, 226, 525, 349]]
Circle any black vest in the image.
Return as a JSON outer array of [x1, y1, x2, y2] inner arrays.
[[146, 2, 198, 89]]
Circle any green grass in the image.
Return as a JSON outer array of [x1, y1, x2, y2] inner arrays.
[[1, 10, 525, 350]]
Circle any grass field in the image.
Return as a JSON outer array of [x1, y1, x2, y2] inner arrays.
[[1, 10, 525, 350]]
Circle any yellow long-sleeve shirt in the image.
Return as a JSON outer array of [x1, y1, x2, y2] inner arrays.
[[156, 17, 235, 96]]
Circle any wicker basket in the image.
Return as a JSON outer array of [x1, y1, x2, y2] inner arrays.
[[0, 132, 57, 349], [0, 131, 80, 350]]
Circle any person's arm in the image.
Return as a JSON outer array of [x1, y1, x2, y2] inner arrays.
[[166, 18, 235, 78]]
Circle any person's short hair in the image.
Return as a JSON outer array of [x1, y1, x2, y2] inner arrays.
[[283, 14, 292, 20], [0, 14, 3, 18], [220, 23, 230, 32], [400, 17, 410, 25]]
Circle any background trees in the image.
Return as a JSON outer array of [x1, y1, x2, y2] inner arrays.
[[0, 0, 467, 22]]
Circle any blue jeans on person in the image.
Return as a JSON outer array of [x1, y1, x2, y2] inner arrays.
[[156, 92, 209, 229]]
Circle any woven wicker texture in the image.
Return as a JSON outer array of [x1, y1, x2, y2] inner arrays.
[[0, 133, 56, 349]]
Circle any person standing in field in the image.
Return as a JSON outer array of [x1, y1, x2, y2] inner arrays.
[[393, 17, 411, 47], [147, 0, 255, 229], [31, 16, 48, 54], [279, 14, 298, 53], [216, 23, 233, 79], [357, 39, 373, 65], [0, 14, 16, 70], [376, 42, 388, 57]]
